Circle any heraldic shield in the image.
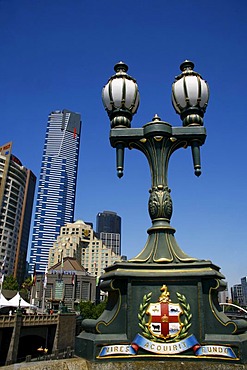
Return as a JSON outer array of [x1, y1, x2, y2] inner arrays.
[[146, 285, 183, 340]]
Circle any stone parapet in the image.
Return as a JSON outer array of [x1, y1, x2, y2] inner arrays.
[[1, 359, 247, 370]]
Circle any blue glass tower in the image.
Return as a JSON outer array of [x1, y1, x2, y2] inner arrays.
[[29, 109, 81, 274]]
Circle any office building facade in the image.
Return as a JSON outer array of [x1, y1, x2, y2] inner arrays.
[[96, 211, 121, 255], [48, 220, 121, 278], [231, 284, 244, 306], [29, 109, 81, 274], [241, 277, 247, 306], [33, 258, 96, 310], [218, 283, 229, 304], [0, 142, 36, 284]]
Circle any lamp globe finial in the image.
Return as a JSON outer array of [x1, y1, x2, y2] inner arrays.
[[172, 60, 209, 126], [102, 62, 140, 128]]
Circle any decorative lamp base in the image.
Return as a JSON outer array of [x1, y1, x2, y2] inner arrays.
[[75, 260, 247, 363]]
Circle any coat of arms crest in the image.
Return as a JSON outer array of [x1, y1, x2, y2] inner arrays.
[[138, 285, 192, 343], [146, 285, 183, 339]]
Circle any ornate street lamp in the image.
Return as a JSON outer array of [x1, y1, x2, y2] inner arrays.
[[76, 61, 247, 364], [102, 60, 209, 264]]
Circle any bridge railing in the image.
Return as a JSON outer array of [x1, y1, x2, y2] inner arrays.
[[0, 313, 59, 328], [22, 314, 59, 326], [0, 315, 15, 327]]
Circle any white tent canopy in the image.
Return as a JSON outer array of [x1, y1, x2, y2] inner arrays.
[[4, 292, 35, 308], [0, 293, 11, 308]]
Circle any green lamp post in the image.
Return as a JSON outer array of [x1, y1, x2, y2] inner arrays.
[[102, 60, 208, 264], [75, 61, 247, 364]]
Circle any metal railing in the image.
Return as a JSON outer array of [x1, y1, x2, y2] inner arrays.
[[5, 347, 75, 366], [25, 347, 74, 363]]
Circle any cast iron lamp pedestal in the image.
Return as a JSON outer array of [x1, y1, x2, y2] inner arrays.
[[75, 62, 247, 364]]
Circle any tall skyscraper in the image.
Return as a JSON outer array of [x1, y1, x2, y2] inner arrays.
[[96, 211, 121, 255], [29, 109, 81, 274], [0, 142, 36, 285]]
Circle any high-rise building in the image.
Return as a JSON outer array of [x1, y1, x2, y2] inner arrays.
[[96, 211, 121, 255], [0, 142, 36, 284], [218, 283, 229, 304], [231, 284, 244, 306], [241, 277, 247, 306], [29, 109, 81, 274], [48, 220, 121, 278]]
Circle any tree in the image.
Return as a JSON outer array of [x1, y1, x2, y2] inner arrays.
[[94, 300, 107, 318], [21, 276, 33, 301], [2, 275, 19, 291], [79, 301, 94, 320], [79, 300, 107, 320]]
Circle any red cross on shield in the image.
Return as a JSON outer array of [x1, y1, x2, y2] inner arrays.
[[146, 302, 182, 339]]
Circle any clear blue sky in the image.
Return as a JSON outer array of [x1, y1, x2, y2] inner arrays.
[[0, 0, 246, 291]]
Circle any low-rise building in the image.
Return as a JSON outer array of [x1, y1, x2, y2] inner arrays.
[[31, 257, 96, 311]]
